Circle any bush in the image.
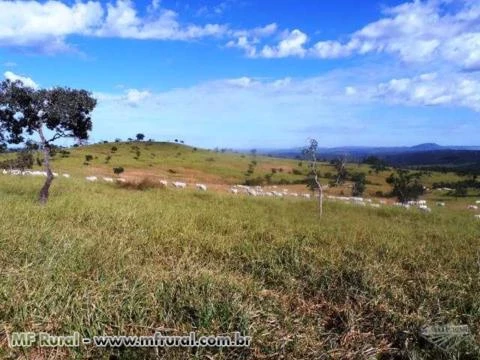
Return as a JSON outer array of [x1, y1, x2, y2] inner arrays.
[[244, 177, 265, 186], [85, 154, 93, 162], [111, 146, 118, 152], [113, 167, 124, 175], [116, 177, 164, 191], [292, 169, 303, 175]]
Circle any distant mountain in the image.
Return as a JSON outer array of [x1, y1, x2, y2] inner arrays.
[[254, 144, 480, 169]]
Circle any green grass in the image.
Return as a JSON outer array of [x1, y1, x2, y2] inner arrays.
[[0, 175, 479, 359]]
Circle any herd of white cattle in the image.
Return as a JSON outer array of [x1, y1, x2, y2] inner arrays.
[[2, 168, 480, 219]]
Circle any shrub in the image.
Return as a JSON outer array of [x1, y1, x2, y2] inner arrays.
[[116, 177, 164, 191], [113, 167, 124, 175], [85, 154, 93, 162]]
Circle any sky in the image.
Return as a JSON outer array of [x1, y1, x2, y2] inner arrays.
[[0, 0, 479, 148]]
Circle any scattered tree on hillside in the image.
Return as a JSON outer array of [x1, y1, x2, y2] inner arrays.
[[331, 155, 348, 186], [0, 79, 96, 204], [386, 169, 425, 203], [0, 150, 34, 171], [351, 172, 366, 196], [113, 167, 124, 176], [363, 156, 389, 173], [303, 138, 323, 216], [136, 133, 145, 141]]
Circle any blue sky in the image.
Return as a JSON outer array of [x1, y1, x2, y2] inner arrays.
[[0, 0, 479, 148]]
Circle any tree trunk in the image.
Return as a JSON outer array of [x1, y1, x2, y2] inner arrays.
[[38, 127, 54, 205], [315, 174, 323, 217]]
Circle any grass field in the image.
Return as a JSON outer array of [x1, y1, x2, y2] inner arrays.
[[0, 143, 479, 359]]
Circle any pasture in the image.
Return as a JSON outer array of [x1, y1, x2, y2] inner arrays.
[[0, 159, 479, 359]]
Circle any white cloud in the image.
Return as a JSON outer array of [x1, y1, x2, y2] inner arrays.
[[0, 0, 104, 53], [4, 71, 39, 89], [345, 86, 357, 96], [124, 89, 151, 106], [375, 72, 480, 111], [308, 0, 480, 70], [260, 29, 308, 58], [92, 71, 480, 147], [0, 0, 230, 52], [227, 23, 278, 58]]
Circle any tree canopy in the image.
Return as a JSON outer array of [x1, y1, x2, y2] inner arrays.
[[0, 79, 97, 203]]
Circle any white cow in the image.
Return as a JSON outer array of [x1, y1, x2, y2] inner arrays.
[[196, 184, 207, 191], [103, 177, 114, 183], [468, 205, 479, 210], [86, 176, 97, 182], [247, 189, 257, 196], [419, 205, 431, 212], [160, 180, 168, 186], [173, 181, 187, 189], [230, 188, 238, 194], [62, 174, 71, 178]]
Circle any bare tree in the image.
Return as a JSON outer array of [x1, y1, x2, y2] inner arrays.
[[303, 138, 323, 216]]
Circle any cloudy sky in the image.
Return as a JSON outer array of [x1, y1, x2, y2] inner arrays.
[[0, 0, 479, 148]]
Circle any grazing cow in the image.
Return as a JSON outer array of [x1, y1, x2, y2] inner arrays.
[[86, 176, 97, 182], [419, 205, 431, 212], [196, 184, 207, 191], [303, 193, 311, 199], [173, 181, 187, 189], [62, 174, 71, 178], [247, 189, 257, 196], [103, 177, 114, 183], [160, 180, 168, 186], [230, 188, 238, 194], [467, 205, 478, 210]]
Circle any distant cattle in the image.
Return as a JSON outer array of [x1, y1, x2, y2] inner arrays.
[[86, 176, 97, 182], [172, 181, 187, 189], [196, 184, 207, 191]]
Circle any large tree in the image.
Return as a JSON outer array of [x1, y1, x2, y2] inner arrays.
[[0, 79, 97, 204]]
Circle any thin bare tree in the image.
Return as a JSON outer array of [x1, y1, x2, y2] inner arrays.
[[303, 138, 323, 216]]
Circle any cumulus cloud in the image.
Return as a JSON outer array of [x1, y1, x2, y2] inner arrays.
[[309, 0, 480, 70], [4, 71, 39, 89], [260, 29, 308, 58], [0, 0, 230, 53], [226, 23, 278, 58]]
